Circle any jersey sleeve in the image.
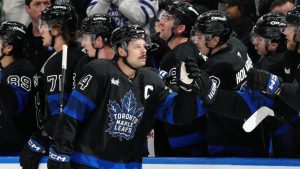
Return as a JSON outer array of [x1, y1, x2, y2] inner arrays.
[[0, 82, 18, 116], [208, 87, 274, 120], [52, 61, 105, 155], [279, 82, 300, 111], [63, 62, 103, 121], [149, 68, 202, 125]]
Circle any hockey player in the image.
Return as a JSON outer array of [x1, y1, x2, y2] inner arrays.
[[154, 1, 208, 157], [45, 24, 208, 169], [251, 12, 287, 72], [24, 0, 55, 149], [19, 3, 86, 169], [80, 14, 116, 59], [0, 21, 38, 154], [190, 10, 272, 157], [75, 14, 117, 83], [247, 6, 300, 111], [249, 12, 300, 157], [156, 1, 199, 49], [246, 6, 300, 157]]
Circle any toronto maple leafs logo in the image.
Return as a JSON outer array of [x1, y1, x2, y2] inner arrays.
[[106, 90, 144, 141]]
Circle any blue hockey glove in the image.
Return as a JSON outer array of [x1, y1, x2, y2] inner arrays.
[[47, 147, 70, 169], [247, 68, 283, 95], [19, 137, 47, 169]]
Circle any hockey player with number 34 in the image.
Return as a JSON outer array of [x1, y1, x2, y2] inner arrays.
[[46, 24, 209, 169]]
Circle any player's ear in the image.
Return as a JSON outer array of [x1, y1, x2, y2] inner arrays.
[[95, 36, 103, 48], [118, 47, 127, 57], [208, 36, 220, 48], [175, 24, 186, 35], [4, 45, 13, 54], [51, 23, 62, 36]]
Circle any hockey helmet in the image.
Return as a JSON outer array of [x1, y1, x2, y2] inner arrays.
[[0, 21, 27, 57], [192, 10, 232, 44], [110, 24, 150, 51], [162, 1, 199, 35], [81, 14, 116, 43], [286, 6, 300, 27], [40, 4, 78, 33], [253, 12, 287, 40]]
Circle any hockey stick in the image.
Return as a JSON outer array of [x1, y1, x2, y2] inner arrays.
[[243, 106, 275, 132], [60, 45, 68, 113]]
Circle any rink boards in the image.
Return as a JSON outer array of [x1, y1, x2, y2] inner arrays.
[[1, 157, 300, 169]]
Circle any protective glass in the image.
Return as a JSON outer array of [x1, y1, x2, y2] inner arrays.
[[127, 43, 152, 50], [36, 18, 51, 32], [190, 27, 210, 44], [78, 32, 96, 45], [157, 10, 175, 22], [251, 34, 271, 46], [123, 35, 152, 50], [157, 10, 181, 25]]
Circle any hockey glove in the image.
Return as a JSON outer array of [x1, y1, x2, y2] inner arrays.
[[19, 137, 47, 169], [47, 147, 71, 169], [183, 57, 218, 104], [247, 68, 283, 96], [178, 61, 194, 92]]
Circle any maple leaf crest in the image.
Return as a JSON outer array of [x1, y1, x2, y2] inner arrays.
[[106, 90, 144, 141]]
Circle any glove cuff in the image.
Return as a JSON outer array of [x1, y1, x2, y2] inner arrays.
[[267, 74, 282, 95], [49, 147, 70, 163], [28, 138, 46, 153]]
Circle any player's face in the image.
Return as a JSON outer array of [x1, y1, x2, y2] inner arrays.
[[25, 0, 51, 22], [156, 10, 176, 41], [251, 35, 268, 56], [284, 24, 297, 51], [39, 21, 52, 47], [0, 38, 3, 58], [0, 38, 10, 58], [126, 39, 147, 68], [191, 31, 210, 55]]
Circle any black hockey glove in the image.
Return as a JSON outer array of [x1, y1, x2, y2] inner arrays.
[[47, 147, 71, 169], [181, 58, 218, 104], [19, 137, 47, 169], [247, 68, 283, 96]]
